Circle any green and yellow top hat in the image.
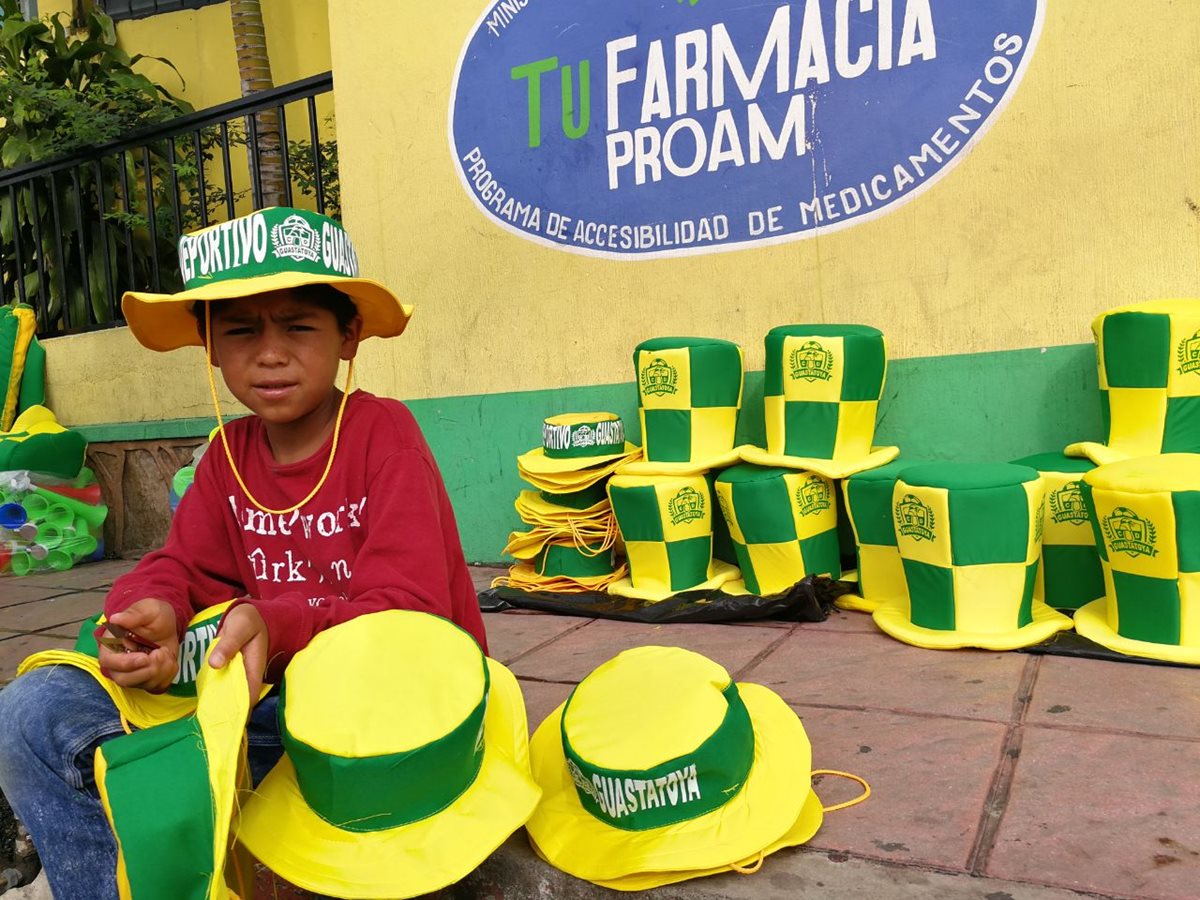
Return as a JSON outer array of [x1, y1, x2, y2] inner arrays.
[[1074, 454, 1200, 664], [873, 463, 1073, 651], [619, 338, 746, 476], [1065, 299, 1200, 465], [714, 464, 842, 597], [237, 610, 541, 899], [1011, 452, 1104, 612], [95, 647, 251, 900], [526, 645, 824, 891], [121, 207, 413, 352], [741, 325, 899, 479], [516, 413, 642, 492]]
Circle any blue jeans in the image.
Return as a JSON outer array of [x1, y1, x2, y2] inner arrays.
[[0, 666, 282, 900]]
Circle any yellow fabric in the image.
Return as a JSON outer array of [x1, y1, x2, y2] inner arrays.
[[636, 346, 695, 411], [608, 559, 740, 602], [832, 400, 881, 460], [835, 546, 907, 613], [892, 483, 953, 568], [1167, 311, 1200, 397], [739, 444, 899, 480], [2, 404, 66, 441], [1087, 486, 1178, 580], [518, 454, 637, 492], [514, 490, 611, 526], [2, 306, 37, 432], [517, 442, 642, 476], [617, 443, 745, 477], [236, 612, 541, 899], [1041, 471, 1098, 547], [526, 652, 823, 884], [1180, 571, 1200, 647], [781, 335, 845, 403], [494, 561, 628, 593], [874, 597, 1071, 651], [1074, 598, 1200, 665]]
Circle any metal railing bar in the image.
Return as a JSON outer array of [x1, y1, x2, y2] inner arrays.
[[27, 178, 48, 322], [118, 151, 137, 290], [93, 159, 116, 321], [220, 121, 235, 220], [47, 172, 68, 330], [141, 145, 161, 291], [192, 128, 209, 229], [70, 167, 93, 326], [247, 111, 262, 209], [8, 186, 27, 305], [278, 103, 292, 208], [307, 95, 325, 215]]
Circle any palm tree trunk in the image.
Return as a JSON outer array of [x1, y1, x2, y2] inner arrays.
[[230, 0, 287, 207]]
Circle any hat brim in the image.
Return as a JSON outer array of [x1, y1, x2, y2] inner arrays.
[[607, 560, 741, 602], [1073, 598, 1200, 665], [615, 446, 747, 477], [514, 491, 611, 526], [501, 562, 625, 592], [872, 597, 1072, 651], [739, 446, 901, 479], [518, 455, 640, 493], [236, 659, 541, 899], [526, 682, 822, 883], [517, 444, 641, 475], [832, 569, 907, 614], [121, 273, 413, 352], [1063, 441, 1135, 466]]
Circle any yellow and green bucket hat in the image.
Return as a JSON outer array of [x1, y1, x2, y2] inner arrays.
[[742, 325, 899, 478], [1074, 454, 1200, 664], [498, 531, 627, 593], [606, 474, 739, 601], [1066, 299, 1200, 465], [121, 207, 412, 352], [514, 484, 611, 527], [1011, 453, 1104, 612], [95, 648, 251, 900], [619, 338, 745, 476], [714, 464, 841, 596], [526, 645, 825, 890], [237, 610, 541, 899], [873, 463, 1072, 650], [517, 414, 641, 492]]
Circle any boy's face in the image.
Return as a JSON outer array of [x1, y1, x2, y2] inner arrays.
[[206, 290, 362, 428]]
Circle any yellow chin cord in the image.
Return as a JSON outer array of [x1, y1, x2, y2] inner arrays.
[[204, 302, 353, 516]]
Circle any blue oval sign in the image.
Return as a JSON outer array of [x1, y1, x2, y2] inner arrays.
[[450, 1, 1044, 259]]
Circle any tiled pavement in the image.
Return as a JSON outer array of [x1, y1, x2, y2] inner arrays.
[[3, 560, 1200, 899]]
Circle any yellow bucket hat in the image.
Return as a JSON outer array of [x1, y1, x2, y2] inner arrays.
[[1073, 454, 1200, 664], [526, 645, 824, 889], [236, 610, 541, 899], [514, 484, 610, 526], [517, 413, 641, 483], [95, 648, 251, 900], [742, 325, 899, 479], [121, 207, 412, 352], [1065, 299, 1200, 465]]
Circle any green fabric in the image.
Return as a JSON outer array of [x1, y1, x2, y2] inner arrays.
[[1102, 312, 1170, 388], [731, 473, 796, 544], [733, 541, 760, 594], [0, 309, 19, 430], [666, 536, 713, 590], [1042, 544, 1105, 610], [900, 463, 1038, 492], [74, 612, 104, 656], [541, 483, 609, 510], [561, 681, 753, 832], [609, 484, 665, 542], [178, 207, 359, 290], [1099, 387, 1111, 439], [799, 528, 842, 578], [840, 330, 887, 401], [279, 663, 489, 832], [165, 609, 226, 699], [706, 472, 738, 566], [688, 342, 742, 408], [641, 408, 693, 462], [1162, 396, 1200, 453], [100, 717, 216, 900], [537, 542, 615, 578], [1172, 490, 1200, 572], [543, 419, 626, 459], [783, 401, 838, 458], [903, 559, 956, 631], [948, 483, 1031, 566], [0, 431, 88, 481], [1080, 481, 1108, 562], [16, 334, 45, 416], [1111, 570, 1181, 644], [1011, 453, 1097, 475], [1018, 561, 1038, 627], [846, 459, 920, 547]]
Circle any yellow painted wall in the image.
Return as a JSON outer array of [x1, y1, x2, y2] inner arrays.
[[43, 1, 1200, 427]]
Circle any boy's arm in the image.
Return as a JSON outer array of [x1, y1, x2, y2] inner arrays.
[[226, 448, 483, 682]]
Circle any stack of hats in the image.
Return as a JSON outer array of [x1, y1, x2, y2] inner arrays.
[[498, 413, 640, 592]]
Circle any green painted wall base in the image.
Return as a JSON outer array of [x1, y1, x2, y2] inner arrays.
[[75, 343, 1103, 563]]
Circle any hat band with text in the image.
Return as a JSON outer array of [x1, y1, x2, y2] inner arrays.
[[560, 680, 754, 832], [177, 207, 360, 291], [279, 659, 490, 832], [543, 418, 625, 460]]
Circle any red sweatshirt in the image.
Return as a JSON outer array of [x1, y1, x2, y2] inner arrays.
[[105, 390, 487, 681]]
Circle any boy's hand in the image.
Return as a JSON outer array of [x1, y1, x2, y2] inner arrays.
[[99, 599, 181, 693], [209, 603, 269, 704]]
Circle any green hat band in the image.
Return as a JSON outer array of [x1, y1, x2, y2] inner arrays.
[[536, 542, 615, 578], [543, 417, 625, 460], [279, 659, 490, 832], [178, 207, 359, 291], [540, 483, 610, 509], [561, 680, 752, 832]]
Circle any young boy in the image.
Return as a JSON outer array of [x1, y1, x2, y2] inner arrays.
[[0, 208, 486, 900]]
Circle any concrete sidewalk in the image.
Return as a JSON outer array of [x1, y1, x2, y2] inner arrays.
[[2, 560, 1198, 899]]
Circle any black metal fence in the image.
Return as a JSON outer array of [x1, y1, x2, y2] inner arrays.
[[0, 72, 337, 338]]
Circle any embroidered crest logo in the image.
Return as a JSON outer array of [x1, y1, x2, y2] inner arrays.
[[1049, 481, 1090, 526], [1102, 507, 1158, 558], [641, 357, 678, 398], [715, 489, 734, 529], [789, 340, 834, 382], [895, 494, 936, 542], [1034, 508, 1044, 544], [572, 425, 596, 449], [567, 759, 603, 805], [669, 486, 705, 526], [271, 214, 322, 263], [795, 475, 831, 517], [1178, 329, 1200, 376]]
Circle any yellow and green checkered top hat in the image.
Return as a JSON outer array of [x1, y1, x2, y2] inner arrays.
[[526, 645, 824, 890], [121, 207, 413, 352], [1065, 299, 1200, 465], [1011, 452, 1104, 612], [838, 458, 930, 614], [606, 474, 739, 601], [517, 413, 641, 486], [1074, 454, 1200, 664], [742, 325, 899, 478], [619, 338, 746, 476], [95, 648, 251, 900], [714, 464, 842, 596], [873, 463, 1072, 651]]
